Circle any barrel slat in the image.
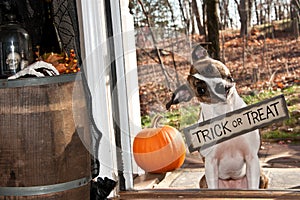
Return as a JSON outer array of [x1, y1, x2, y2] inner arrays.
[[0, 74, 91, 199]]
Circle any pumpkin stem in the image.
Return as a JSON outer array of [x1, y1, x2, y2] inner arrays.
[[150, 114, 164, 128]]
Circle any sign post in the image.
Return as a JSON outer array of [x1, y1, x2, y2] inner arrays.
[[183, 95, 289, 152]]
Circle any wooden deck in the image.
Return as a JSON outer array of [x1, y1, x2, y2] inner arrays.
[[115, 189, 300, 199]]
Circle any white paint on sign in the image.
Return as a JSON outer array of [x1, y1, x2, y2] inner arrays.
[[183, 95, 289, 152]]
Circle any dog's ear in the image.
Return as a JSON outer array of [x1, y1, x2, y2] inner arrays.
[[192, 45, 208, 62], [166, 84, 194, 110]]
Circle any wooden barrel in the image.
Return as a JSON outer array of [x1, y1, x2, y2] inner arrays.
[[0, 73, 91, 199]]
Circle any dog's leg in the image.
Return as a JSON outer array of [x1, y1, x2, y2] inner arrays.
[[245, 154, 260, 189], [200, 173, 269, 189], [204, 157, 219, 189]]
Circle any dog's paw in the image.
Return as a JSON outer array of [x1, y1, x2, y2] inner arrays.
[[259, 173, 269, 189], [199, 174, 208, 188]]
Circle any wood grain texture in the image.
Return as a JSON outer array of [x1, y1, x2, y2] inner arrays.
[[0, 75, 91, 199], [117, 189, 300, 199]]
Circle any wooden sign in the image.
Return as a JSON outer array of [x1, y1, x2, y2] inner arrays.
[[183, 95, 289, 152]]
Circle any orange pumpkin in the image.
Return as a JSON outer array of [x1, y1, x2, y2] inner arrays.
[[133, 125, 186, 173]]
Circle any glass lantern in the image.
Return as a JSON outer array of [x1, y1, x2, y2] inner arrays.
[[0, 14, 32, 78]]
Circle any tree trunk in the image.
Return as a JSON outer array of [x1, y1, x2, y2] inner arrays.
[[237, 0, 251, 36], [202, 2, 207, 39], [206, 0, 220, 60], [178, 0, 190, 36], [166, 0, 181, 86], [137, 0, 172, 88], [219, 0, 230, 29], [260, 0, 264, 24], [191, 8, 196, 35], [192, 0, 205, 35], [254, 0, 260, 25], [177, 0, 186, 24], [248, 0, 253, 25], [291, 0, 300, 38], [224, 0, 230, 29], [278, 3, 283, 20]]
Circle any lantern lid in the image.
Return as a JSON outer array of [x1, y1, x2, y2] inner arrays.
[[0, 14, 28, 34]]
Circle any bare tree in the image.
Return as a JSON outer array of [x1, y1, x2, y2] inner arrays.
[[265, 0, 272, 24], [206, 0, 220, 60], [292, 0, 300, 13], [201, 0, 207, 39], [274, 0, 284, 21], [166, 0, 181, 86], [235, 0, 253, 36], [219, 0, 231, 29], [136, 0, 172, 88], [260, 0, 265, 24], [178, 0, 193, 34], [291, 0, 300, 37], [192, 0, 205, 35], [254, 0, 260, 25], [178, 0, 189, 33]]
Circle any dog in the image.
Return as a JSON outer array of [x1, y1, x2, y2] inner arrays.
[[166, 45, 268, 189]]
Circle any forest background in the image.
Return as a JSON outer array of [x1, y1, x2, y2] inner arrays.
[[129, 0, 300, 141]]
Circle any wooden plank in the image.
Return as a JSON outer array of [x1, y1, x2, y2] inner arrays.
[[116, 189, 300, 199], [133, 173, 166, 189]]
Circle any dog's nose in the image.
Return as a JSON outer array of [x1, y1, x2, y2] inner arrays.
[[215, 82, 232, 96], [215, 83, 226, 94]]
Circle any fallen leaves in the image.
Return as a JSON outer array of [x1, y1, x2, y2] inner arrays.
[[40, 49, 80, 74], [137, 32, 300, 117]]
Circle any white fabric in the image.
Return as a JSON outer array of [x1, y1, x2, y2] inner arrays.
[[8, 61, 59, 80]]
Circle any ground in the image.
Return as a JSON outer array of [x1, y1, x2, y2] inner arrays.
[[133, 142, 300, 190], [184, 142, 300, 169]]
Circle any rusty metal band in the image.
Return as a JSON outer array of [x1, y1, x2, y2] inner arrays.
[[0, 176, 91, 196]]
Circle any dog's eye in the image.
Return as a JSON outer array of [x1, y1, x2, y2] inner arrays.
[[194, 80, 206, 95], [197, 87, 206, 95]]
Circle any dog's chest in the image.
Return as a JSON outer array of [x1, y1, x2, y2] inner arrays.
[[215, 137, 248, 178], [199, 103, 233, 121], [198, 91, 260, 178]]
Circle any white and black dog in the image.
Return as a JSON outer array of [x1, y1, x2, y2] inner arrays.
[[166, 45, 268, 189]]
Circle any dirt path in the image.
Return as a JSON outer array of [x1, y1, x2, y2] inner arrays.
[[260, 141, 300, 168]]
